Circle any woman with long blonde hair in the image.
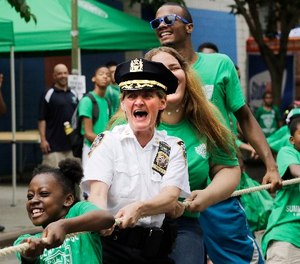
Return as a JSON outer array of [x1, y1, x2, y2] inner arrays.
[[145, 47, 241, 264]]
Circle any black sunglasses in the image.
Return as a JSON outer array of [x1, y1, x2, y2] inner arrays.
[[150, 14, 190, 30]]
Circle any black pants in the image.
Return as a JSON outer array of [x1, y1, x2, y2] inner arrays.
[[102, 224, 176, 264]]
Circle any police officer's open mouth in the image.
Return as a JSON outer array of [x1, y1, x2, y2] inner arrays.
[[134, 110, 148, 117]]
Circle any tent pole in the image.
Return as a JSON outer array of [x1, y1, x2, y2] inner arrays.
[[10, 45, 16, 207], [78, 48, 81, 75], [71, 0, 79, 75]]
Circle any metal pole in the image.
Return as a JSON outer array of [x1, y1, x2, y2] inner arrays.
[[71, 0, 79, 75], [10, 45, 16, 206]]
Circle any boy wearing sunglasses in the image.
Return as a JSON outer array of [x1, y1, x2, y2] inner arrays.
[[151, 2, 281, 264]]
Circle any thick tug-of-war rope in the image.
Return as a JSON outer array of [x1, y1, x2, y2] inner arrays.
[[0, 240, 38, 257], [231, 177, 300, 197], [182, 178, 300, 208], [1, 178, 300, 258], [114, 218, 122, 226], [0, 233, 82, 257], [0, 220, 123, 257]]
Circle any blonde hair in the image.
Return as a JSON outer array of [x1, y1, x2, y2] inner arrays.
[[145, 46, 235, 154]]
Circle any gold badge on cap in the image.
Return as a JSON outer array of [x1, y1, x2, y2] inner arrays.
[[130, 58, 143, 72]]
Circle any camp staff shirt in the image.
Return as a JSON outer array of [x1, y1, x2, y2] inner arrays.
[[193, 53, 245, 128], [159, 119, 238, 218], [81, 124, 190, 228]]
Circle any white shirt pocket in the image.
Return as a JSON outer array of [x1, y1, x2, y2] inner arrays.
[[113, 163, 139, 198]]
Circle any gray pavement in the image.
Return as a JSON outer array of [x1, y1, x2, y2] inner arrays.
[[0, 183, 42, 263]]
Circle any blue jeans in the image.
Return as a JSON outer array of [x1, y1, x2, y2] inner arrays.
[[170, 216, 205, 264]]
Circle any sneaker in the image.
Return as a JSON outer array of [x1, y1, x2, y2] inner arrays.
[[0, 225, 5, 232]]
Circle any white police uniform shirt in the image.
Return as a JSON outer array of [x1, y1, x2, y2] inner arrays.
[[81, 124, 190, 228]]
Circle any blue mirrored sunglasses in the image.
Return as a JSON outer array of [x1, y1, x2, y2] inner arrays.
[[150, 14, 190, 30]]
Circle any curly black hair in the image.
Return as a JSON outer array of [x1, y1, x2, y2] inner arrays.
[[32, 158, 83, 202]]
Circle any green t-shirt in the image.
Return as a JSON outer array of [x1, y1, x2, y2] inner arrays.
[[193, 53, 245, 128], [14, 201, 103, 264], [266, 125, 292, 153], [105, 84, 120, 116], [78, 91, 110, 147], [255, 105, 281, 137], [159, 119, 238, 218], [261, 146, 300, 256]]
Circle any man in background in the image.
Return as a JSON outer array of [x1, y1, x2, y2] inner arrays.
[[78, 65, 111, 168], [38, 64, 77, 167]]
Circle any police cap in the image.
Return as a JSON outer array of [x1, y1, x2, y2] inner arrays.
[[115, 58, 178, 95]]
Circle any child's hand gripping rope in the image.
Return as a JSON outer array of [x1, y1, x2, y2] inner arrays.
[[0, 232, 81, 258]]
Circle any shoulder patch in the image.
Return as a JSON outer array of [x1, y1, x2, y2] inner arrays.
[[88, 132, 106, 157], [177, 140, 187, 164]]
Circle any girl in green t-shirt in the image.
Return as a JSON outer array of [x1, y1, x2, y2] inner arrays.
[[14, 158, 114, 264], [262, 116, 300, 262]]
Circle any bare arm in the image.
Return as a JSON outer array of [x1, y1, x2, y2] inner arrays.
[[38, 120, 50, 153], [82, 117, 98, 143], [289, 164, 300, 178], [88, 180, 109, 209], [239, 142, 258, 159], [234, 104, 282, 191], [115, 186, 181, 228], [42, 210, 115, 247], [88, 180, 181, 228], [186, 165, 241, 212]]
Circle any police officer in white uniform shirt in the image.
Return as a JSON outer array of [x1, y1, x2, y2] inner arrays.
[[81, 58, 190, 264]]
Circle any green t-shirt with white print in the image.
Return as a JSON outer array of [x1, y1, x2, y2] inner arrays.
[[261, 146, 300, 256], [14, 201, 103, 264]]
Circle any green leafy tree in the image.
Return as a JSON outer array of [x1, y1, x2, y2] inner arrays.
[[229, 0, 300, 106], [7, 0, 36, 23]]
